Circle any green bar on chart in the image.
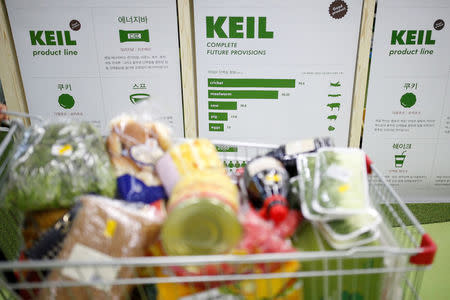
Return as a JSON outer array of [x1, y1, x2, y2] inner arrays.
[[208, 78, 295, 88], [208, 101, 237, 110], [209, 123, 224, 132], [208, 90, 278, 99], [209, 112, 228, 121]]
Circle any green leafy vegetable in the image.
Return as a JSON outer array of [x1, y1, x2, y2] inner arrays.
[[5, 122, 116, 211], [315, 149, 368, 212]]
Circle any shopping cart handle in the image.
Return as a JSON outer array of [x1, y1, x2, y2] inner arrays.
[[410, 233, 437, 265], [365, 155, 373, 174]]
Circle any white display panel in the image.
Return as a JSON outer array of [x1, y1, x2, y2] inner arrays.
[[194, 0, 363, 145], [6, 0, 184, 135], [362, 0, 450, 202]]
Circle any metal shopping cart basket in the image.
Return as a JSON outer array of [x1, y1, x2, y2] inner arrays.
[[0, 112, 437, 300]]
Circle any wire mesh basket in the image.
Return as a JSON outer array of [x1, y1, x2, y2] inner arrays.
[[0, 114, 436, 300]]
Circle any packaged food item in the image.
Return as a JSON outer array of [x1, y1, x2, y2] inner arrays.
[[296, 153, 325, 221], [219, 261, 301, 300], [321, 208, 381, 242], [267, 137, 334, 176], [0, 206, 23, 261], [317, 223, 380, 250], [107, 115, 171, 204], [156, 139, 225, 195], [287, 176, 301, 210], [273, 210, 303, 239], [25, 204, 81, 261], [161, 170, 241, 256], [237, 210, 296, 255], [175, 262, 302, 300], [243, 156, 290, 224], [312, 148, 370, 217], [5, 122, 116, 211], [291, 222, 383, 300], [22, 209, 69, 249], [40, 195, 164, 300], [296, 151, 381, 249]]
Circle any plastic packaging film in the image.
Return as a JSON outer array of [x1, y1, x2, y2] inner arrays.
[[4, 122, 116, 211], [40, 195, 164, 300], [106, 113, 172, 204]]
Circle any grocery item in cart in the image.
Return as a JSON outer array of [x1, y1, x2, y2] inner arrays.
[[292, 222, 384, 300], [243, 156, 290, 224], [237, 209, 296, 255], [266, 137, 334, 176], [317, 222, 380, 250], [296, 153, 323, 220], [4, 122, 116, 211], [161, 169, 241, 255], [172, 261, 302, 300], [25, 203, 81, 261], [22, 208, 69, 249], [107, 115, 171, 204], [156, 139, 225, 195], [40, 195, 164, 300], [312, 148, 370, 216], [287, 176, 301, 210], [321, 208, 381, 242]]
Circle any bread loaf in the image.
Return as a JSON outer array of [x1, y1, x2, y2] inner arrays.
[[40, 195, 164, 300]]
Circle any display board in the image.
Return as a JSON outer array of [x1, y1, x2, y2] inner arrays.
[[362, 0, 450, 202], [193, 0, 364, 145], [5, 0, 184, 136]]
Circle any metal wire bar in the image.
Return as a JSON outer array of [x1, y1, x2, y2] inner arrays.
[[0, 111, 43, 122], [5, 266, 425, 291], [371, 166, 425, 236]]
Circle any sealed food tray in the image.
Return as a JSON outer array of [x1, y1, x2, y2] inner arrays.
[[0, 115, 437, 300]]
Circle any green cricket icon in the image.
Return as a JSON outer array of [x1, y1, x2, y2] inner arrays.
[[119, 29, 150, 43]]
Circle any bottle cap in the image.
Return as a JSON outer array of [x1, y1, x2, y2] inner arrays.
[[265, 195, 289, 224]]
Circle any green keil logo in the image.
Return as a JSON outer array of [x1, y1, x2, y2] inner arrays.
[[29, 31, 77, 46], [390, 30, 435, 45], [206, 16, 274, 39]]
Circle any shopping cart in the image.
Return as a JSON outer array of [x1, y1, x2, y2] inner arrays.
[[0, 113, 436, 300]]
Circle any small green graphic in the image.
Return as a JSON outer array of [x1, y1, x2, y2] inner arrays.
[[241, 161, 247, 167], [216, 145, 238, 152], [327, 103, 341, 111], [328, 125, 336, 131], [327, 115, 337, 121], [328, 93, 342, 97], [400, 92, 417, 108], [227, 161, 234, 168], [235, 161, 241, 168], [395, 151, 407, 168], [330, 81, 341, 87], [58, 93, 75, 109], [130, 93, 150, 104], [119, 29, 150, 43]]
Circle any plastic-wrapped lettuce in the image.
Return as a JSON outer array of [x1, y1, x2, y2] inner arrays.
[[296, 153, 323, 220], [5, 122, 116, 211], [322, 208, 381, 241], [312, 148, 370, 216]]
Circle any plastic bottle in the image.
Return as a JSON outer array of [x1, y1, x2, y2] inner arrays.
[[267, 137, 334, 176], [243, 156, 290, 224]]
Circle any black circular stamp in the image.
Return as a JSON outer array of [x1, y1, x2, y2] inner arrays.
[[329, 0, 348, 19], [434, 19, 445, 31], [70, 20, 81, 31]]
